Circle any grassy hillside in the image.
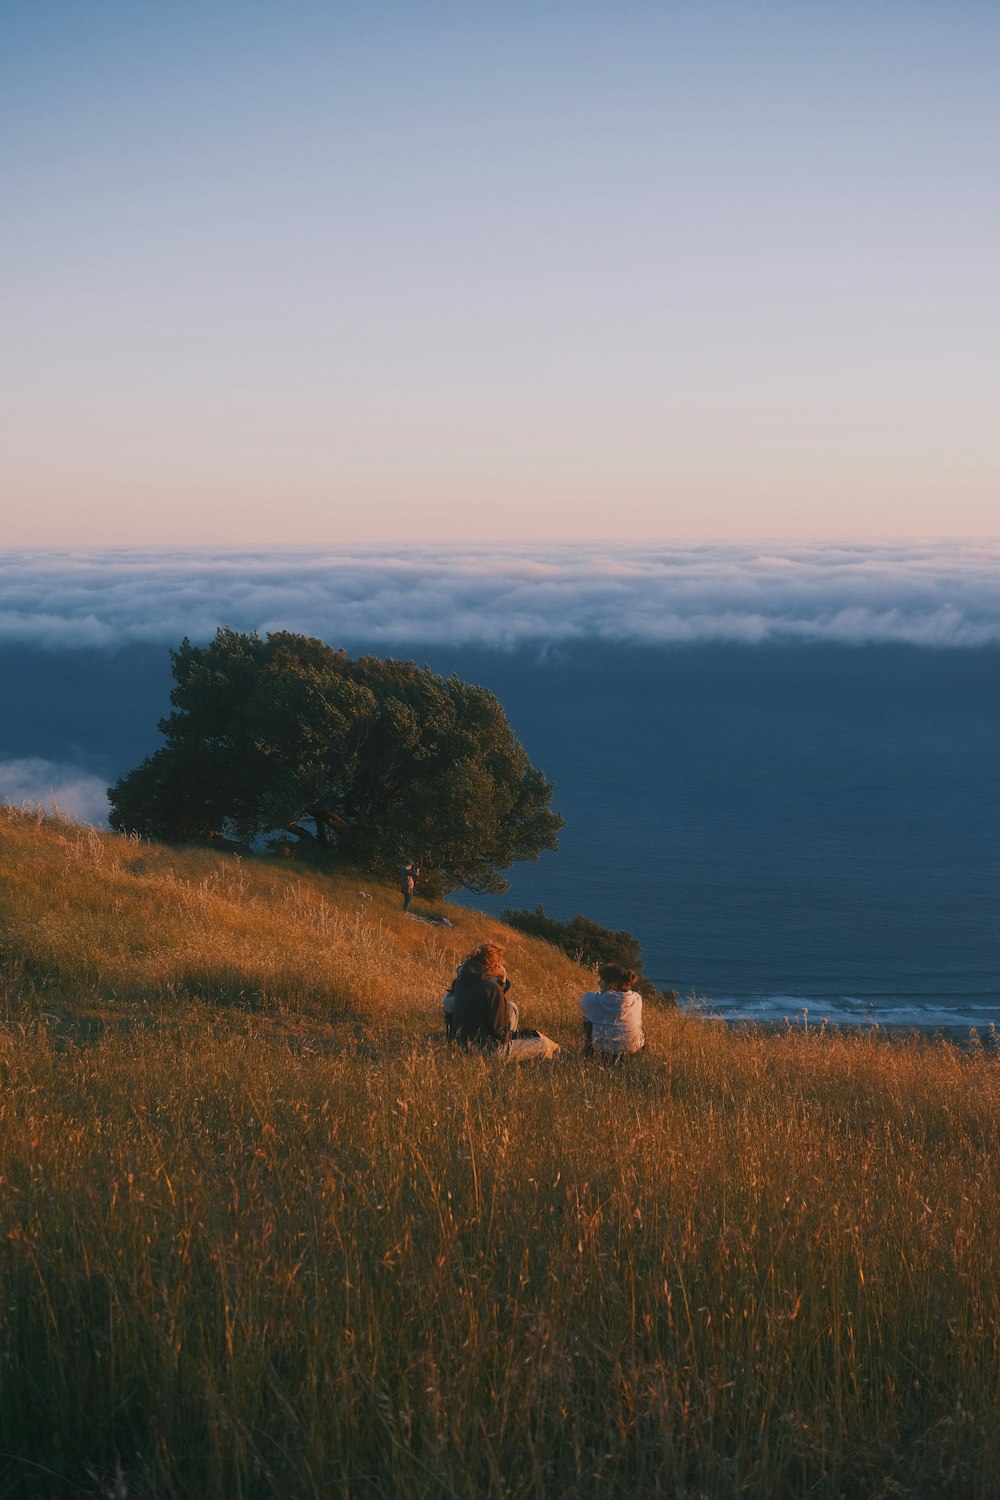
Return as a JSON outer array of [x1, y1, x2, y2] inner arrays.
[[1, 807, 998, 1499], [0, 806, 587, 1040]]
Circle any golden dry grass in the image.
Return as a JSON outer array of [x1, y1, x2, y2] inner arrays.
[[0, 806, 586, 1040], [1, 808, 998, 1499]]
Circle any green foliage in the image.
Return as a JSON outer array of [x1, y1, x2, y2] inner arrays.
[[108, 628, 562, 892], [501, 904, 674, 1004], [501, 904, 641, 968]]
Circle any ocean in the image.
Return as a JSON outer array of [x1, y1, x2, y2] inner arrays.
[[438, 643, 1000, 1032], [2, 637, 997, 1032]]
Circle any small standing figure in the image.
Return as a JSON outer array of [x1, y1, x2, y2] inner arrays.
[[399, 859, 419, 913], [579, 963, 645, 1060]]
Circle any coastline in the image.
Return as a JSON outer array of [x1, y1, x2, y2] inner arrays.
[[696, 1010, 1000, 1049]]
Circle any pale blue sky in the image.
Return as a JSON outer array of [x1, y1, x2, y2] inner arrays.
[[3, 2, 998, 544]]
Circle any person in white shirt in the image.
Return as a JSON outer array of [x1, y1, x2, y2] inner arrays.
[[579, 963, 645, 1059]]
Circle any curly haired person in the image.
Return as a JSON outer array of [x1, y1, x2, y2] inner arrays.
[[447, 943, 558, 1061]]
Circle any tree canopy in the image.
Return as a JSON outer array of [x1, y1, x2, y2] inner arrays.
[[107, 629, 562, 893]]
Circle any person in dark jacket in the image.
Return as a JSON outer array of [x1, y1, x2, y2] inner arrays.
[[450, 943, 558, 1060], [400, 860, 419, 912], [451, 943, 511, 1049]]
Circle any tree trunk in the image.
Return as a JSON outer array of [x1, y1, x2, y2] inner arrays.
[[284, 822, 316, 846]]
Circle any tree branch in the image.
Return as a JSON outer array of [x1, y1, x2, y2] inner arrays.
[[284, 822, 317, 845]]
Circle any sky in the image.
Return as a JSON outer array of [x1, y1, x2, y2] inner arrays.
[[2, 1, 998, 546]]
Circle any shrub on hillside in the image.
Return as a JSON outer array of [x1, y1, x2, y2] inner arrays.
[[501, 904, 677, 1005]]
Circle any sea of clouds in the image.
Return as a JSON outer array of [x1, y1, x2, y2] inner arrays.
[[0, 757, 110, 825], [2, 541, 1000, 651], [3, 541, 998, 824]]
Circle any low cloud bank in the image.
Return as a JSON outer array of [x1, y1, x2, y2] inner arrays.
[[0, 758, 110, 826], [2, 542, 1000, 650]]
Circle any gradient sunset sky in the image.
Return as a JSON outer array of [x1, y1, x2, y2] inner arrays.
[[3, 1, 998, 546]]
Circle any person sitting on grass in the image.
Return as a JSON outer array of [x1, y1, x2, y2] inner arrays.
[[450, 943, 559, 1061], [579, 963, 645, 1060]]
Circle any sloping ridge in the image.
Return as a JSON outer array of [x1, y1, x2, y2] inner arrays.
[[0, 807, 588, 1044]]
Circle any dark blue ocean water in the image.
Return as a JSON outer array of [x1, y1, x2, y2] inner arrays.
[[434, 644, 999, 1031], [2, 640, 997, 1030]]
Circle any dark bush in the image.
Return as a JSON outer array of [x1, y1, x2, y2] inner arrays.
[[501, 905, 677, 1005]]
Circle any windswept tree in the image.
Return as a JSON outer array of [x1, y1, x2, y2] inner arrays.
[[108, 629, 562, 893]]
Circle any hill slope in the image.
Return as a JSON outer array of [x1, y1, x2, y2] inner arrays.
[[1, 807, 998, 1499], [0, 805, 590, 1044]]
